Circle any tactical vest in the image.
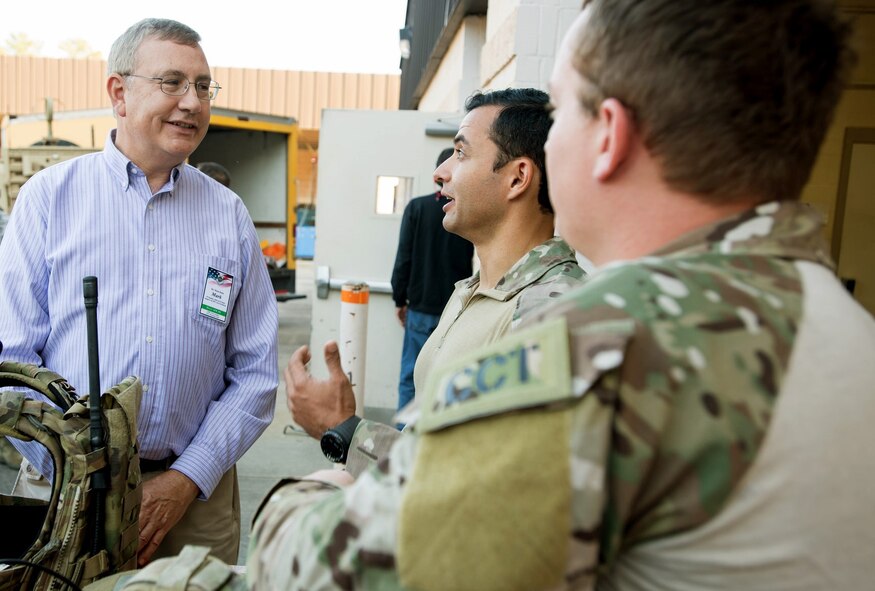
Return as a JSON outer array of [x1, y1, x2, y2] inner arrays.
[[0, 361, 142, 591]]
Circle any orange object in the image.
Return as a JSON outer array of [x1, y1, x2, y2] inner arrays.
[[341, 285, 369, 304], [261, 242, 286, 259]]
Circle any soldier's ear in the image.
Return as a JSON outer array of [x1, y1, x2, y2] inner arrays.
[[506, 157, 536, 202], [107, 74, 127, 117], [592, 98, 632, 181]]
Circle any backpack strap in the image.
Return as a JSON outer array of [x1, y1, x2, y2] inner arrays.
[[0, 390, 68, 562], [0, 361, 79, 411]]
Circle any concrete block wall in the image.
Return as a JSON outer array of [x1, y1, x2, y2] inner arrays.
[[480, 0, 581, 91], [419, 17, 487, 112], [511, 0, 582, 90]]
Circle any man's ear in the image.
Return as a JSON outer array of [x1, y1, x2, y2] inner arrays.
[[593, 98, 633, 181], [506, 157, 537, 202], [107, 74, 127, 117]]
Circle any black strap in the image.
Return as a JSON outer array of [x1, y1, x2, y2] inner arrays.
[[140, 455, 178, 473]]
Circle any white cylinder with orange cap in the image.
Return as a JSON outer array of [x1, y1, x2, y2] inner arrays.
[[339, 281, 369, 416]]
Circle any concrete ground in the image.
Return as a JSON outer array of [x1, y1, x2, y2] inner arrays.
[[0, 260, 395, 565]]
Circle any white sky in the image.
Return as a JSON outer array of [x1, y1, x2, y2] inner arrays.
[[2, 0, 409, 74]]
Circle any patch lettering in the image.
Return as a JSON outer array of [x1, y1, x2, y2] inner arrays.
[[419, 317, 573, 433]]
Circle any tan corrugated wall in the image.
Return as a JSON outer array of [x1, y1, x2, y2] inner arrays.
[[0, 55, 400, 129]]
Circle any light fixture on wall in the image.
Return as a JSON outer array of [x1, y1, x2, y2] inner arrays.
[[399, 27, 413, 60]]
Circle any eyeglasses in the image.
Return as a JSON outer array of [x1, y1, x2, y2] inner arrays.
[[125, 74, 221, 101]]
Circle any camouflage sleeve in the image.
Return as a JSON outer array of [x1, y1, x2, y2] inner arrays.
[[345, 419, 403, 478], [247, 431, 418, 589], [530, 257, 791, 568], [246, 479, 341, 588]]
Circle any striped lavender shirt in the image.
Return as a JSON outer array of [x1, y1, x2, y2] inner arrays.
[[0, 131, 278, 497]]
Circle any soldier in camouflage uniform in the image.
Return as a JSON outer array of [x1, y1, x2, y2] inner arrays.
[[249, 1, 875, 589], [287, 89, 585, 466]]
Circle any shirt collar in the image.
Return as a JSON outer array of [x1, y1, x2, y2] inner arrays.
[[462, 236, 578, 300], [102, 129, 183, 194]]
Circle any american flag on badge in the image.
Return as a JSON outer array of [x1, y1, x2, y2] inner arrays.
[[207, 267, 233, 287]]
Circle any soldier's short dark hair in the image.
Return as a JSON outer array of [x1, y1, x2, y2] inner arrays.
[[465, 88, 553, 214]]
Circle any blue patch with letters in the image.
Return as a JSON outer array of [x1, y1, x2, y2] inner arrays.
[[418, 317, 573, 433]]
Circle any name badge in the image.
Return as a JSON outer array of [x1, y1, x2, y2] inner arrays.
[[200, 267, 234, 322], [417, 316, 573, 433]]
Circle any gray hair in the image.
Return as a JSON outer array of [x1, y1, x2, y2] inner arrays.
[[107, 18, 201, 76]]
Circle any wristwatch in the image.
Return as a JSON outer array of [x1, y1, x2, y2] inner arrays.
[[320, 415, 362, 464]]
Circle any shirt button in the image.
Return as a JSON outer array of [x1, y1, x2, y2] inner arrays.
[[148, 203, 154, 210], [147, 288, 154, 296], [148, 244, 156, 252], [143, 384, 150, 392], [146, 336, 153, 343]]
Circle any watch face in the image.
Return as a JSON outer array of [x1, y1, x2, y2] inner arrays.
[[321, 432, 345, 463]]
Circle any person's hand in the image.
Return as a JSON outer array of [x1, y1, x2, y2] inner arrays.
[[396, 305, 407, 327], [285, 341, 357, 440], [137, 470, 199, 566], [304, 468, 355, 487]]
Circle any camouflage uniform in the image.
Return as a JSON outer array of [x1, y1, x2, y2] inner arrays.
[[347, 236, 585, 477], [248, 201, 874, 590], [414, 236, 586, 389]]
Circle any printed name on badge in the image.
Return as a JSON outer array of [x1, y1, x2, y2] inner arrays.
[[200, 267, 234, 322]]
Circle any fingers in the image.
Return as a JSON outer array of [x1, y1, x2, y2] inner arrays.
[[287, 345, 312, 385], [135, 473, 197, 567], [323, 341, 344, 378], [137, 528, 165, 566], [137, 509, 166, 567], [323, 342, 357, 418], [137, 527, 151, 556], [284, 365, 296, 412], [305, 468, 356, 487], [291, 344, 311, 367]]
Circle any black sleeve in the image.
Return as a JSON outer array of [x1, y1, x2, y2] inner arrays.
[[391, 200, 416, 307]]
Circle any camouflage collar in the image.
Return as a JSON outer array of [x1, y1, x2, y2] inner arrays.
[[651, 200, 834, 269], [462, 237, 579, 300]]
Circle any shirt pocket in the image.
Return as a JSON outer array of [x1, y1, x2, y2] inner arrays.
[[187, 254, 242, 332]]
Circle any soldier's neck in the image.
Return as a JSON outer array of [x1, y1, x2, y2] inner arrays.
[[475, 220, 555, 292]]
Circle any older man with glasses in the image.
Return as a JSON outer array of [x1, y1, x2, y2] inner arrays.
[[0, 18, 278, 567]]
